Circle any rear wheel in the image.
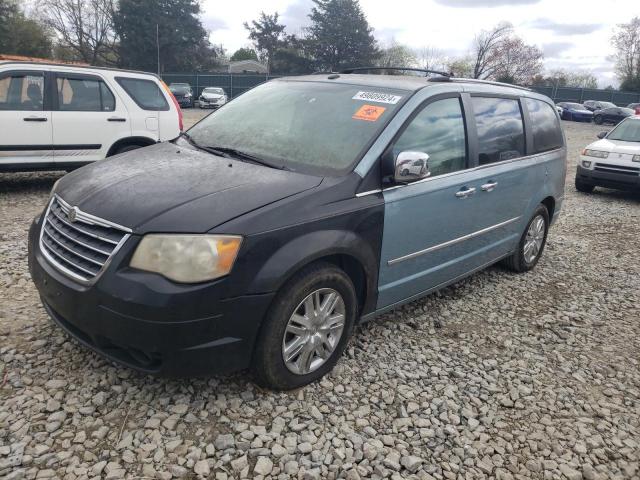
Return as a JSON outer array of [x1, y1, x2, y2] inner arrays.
[[252, 262, 357, 390], [575, 177, 595, 193], [501, 205, 549, 273], [113, 144, 143, 155]]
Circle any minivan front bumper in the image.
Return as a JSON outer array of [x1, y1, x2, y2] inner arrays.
[[576, 164, 640, 190], [28, 217, 274, 377]]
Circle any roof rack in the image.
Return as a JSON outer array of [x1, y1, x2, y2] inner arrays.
[[0, 60, 159, 79], [450, 77, 532, 92], [340, 66, 452, 78]]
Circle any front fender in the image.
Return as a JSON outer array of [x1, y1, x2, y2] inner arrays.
[[247, 229, 380, 315]]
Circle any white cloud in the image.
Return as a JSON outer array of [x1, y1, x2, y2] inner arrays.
[[201, 0, 637, 87]]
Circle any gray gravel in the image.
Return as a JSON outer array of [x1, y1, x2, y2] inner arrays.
[[1, 119, 639, 479]]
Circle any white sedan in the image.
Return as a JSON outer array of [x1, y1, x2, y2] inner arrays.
[[198, 87, 228, 109], [575, 116, 640, 193]]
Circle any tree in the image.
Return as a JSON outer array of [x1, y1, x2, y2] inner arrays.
[[306, 0, 379, 71], [447, 57, 474, 78], [534, 69, 598, 88], [231, 47, 259, 62], [415, 46, 448, 72], [115, 0, 221, 72], [612, 17, 640, 92], [471, 22, 512, 79], [270, 35, 314, 75], [491, 37, 543, 84], [377, 39, 416, 69], [0, 0, 53, 58], [244, 12, 286, 73], [38, 0, 117, 65]]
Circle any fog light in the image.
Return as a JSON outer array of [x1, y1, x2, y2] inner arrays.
[[633, 155, 640, 162], [582, 160, 592, 168]]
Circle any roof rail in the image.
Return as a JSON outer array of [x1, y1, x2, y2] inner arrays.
[[449, 77, 532, 92], [0, 60, 159, 79], [340, 66, 452, 79]]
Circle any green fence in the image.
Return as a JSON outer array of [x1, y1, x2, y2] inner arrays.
[[161, 73, 282, 99], [528, 85, 640, 106], [162, 73, 640, 107]]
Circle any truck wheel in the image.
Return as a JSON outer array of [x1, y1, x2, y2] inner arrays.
[[575, 178, 595, 193], [252, 262, 357, 390], [501, 205, 549, 273]]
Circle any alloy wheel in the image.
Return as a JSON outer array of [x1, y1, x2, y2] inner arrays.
[[523, 215, 546, 264], [282, 288, 345, 375]]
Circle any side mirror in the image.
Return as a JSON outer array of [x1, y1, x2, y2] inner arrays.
[[597, 131, 609, 139], [394, 151, 430, 184]]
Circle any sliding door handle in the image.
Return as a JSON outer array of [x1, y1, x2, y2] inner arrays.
[[481, 181, 498, 192], [455, 187, 476, 199], [107, 117, 127, 122], [24, 116, 47, 122]]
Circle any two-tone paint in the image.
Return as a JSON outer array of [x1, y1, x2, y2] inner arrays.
[[28, 75, 566, 376]]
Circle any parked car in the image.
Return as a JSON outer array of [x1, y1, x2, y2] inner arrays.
[[593, 106, 634, 125], [557, 102, 594, 122], [169, 83, 193, 108], [199, 87, 227, 109], [28, 72, 566, 389], [583, 100, 616, 112], [575, 116, 640, 193], [0, 61, 181, 172], [627, 103, 640, 115]]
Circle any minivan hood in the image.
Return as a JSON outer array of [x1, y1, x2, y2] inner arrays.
[[588, 138, 640, 155], [54, 142, 322, 233]]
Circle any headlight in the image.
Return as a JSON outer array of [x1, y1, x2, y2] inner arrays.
[[633, 155, 640, 162], [130, 234, 242, 283], [582, 149, 609, 159], [185, 93, 191, 98]]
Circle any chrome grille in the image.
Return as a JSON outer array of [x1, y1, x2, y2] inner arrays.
[[39, 195, 131, 283]]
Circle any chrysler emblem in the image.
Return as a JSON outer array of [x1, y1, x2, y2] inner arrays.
[[68, 206, 80, 223]]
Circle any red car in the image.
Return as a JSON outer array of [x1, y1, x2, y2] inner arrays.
[[628, 103, 640, 115]]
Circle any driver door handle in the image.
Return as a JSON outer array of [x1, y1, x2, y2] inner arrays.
[[24, 116, 47, 122], [481, 181, 498, 192], [108, 117, 127, 122], [455, 187, 476, 198]]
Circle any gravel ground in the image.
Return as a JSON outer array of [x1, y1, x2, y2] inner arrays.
[[1, 119, 639, 480]]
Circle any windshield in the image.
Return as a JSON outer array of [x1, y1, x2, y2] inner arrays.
[[170, 85, 190, 93], [204, 88, 224, 94], [186, 80, 408, 175], [607, 119, 640, 142]]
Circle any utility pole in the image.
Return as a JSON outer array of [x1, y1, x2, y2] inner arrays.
[[156, 24, 160, 75]]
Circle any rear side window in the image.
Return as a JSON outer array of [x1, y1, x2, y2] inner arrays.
[[116, 77, 169, 111], [56, 76, 115, 112], [472, 97, 525, 165], [525, 98, 563, 153], [392, 97, 467, 178], [0, 72, 45, 111]]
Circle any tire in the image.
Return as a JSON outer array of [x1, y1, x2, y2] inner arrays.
[[252, 262, 357, 390], [575, 177, 595, 193], [501, 205, 550, 273], [594, 115, 603, 125]]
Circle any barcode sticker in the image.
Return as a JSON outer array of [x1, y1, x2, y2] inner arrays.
[[352, 91, 402, 105]]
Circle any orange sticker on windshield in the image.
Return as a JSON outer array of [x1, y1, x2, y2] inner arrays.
[[353, 104, 386, 121]]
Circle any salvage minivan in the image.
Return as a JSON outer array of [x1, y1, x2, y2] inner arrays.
[[29, 69, 566, 390]]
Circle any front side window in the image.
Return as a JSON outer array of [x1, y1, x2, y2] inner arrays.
[[187, 81, 407, 175], [392, 97, 467, 178], [472, 97, 525, 165], [525, 98, 563, 153], [116, 77, 169, 111], [0, 73, 45, 111], [56, 76, 115, 111]]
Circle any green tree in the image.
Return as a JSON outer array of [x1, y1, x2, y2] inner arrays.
[[0, 0, 52, 58], [115, 0, 221, 72], [376, 39, 416, 69], [271, 36, 314, 75], [612, 17, 640, 92], [244, 12, 286, 73], [306, 0, 379, 71], [231, 47, 259, 62]]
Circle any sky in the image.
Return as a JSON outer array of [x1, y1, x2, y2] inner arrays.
[[201, 0, 640, 87]]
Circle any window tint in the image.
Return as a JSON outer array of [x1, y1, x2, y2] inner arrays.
[[116, 77, 169, 111], [392, 97, 467, 178], [472, 97, 525, 165], [0, 73, 44, 111], [56, 76, 115, 111], [525, 98, 563, 153]]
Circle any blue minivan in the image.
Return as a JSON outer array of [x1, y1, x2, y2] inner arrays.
[[28, 69, 566, 389]]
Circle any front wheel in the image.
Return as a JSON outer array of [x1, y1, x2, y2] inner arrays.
[[501, 205, 549, 273], [575, 177, 595, 193], [252, 262, 357, 390], [594, 115, 603, 125]]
